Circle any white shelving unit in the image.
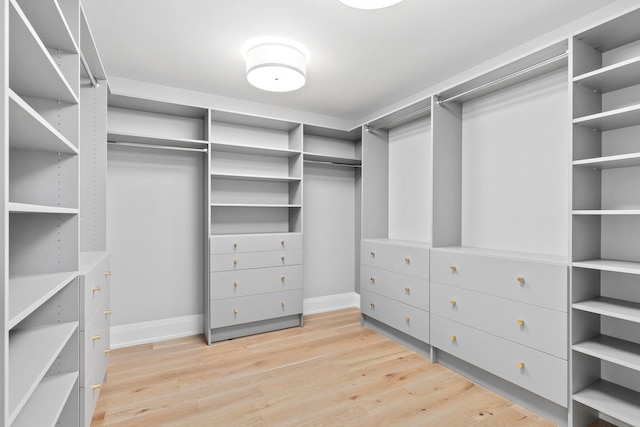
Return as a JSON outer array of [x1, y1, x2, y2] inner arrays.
[[570, 7, 640, 427]]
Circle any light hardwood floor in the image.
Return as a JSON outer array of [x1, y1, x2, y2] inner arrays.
[[92, 308, 556, 426]]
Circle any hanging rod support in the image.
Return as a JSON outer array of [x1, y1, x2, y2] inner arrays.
[[366, 105, 432, 133], [437, 51, 568, 105], [80, 52, 99, 88], [108, 141, 208, 153]]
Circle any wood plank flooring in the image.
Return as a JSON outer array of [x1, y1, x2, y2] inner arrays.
[[91, 308, 556, 426]]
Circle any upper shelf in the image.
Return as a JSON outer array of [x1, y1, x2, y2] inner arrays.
[[212, 110, 299, 133], [107, 131, 208, 150], [9, 0, 78, 104], [210, 141, 300, 158], [108, 93, 208, 119], [573, 104, 640, 131], [80, 4, 107, 81], [15, 0, 78, 54], [573, 259, 640, 275], [11, 372, 78, 427], [573, 335, 640, 373], [573, 296, 640, 323], [575, 7, 640, 52], [574, 55, 640, 93], [211, 173, 301, 183], [573, 152, 640, 169], [304, 152, 362, 166]]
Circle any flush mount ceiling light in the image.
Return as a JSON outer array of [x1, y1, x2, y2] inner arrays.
[[243, 37, 309, 92], [338, 0, 402, 9]]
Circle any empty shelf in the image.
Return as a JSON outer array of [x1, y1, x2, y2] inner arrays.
[[16, 0, 78, 53], [573, 297, 640, 324], [210, 142, 300, 157], [211, 173, 301, 183], [573, 104, 640, 131], [8, 202, 79, 215], [11, 372, 78, 427], [573, 335, 640, 372], [573, 152, 640, 169], [573, 380, 640, 427], [573, 56, 640, 92], [573, 259, 640, 275], [107, 131, 208, 150]]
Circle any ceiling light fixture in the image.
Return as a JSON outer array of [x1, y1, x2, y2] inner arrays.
[[243, 37, 309, 92], [338, 0, 402, 9]]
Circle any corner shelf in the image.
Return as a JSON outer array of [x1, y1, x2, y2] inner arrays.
[[573, 55, 640, 92], [11, 372, 78, 427], [574, 335, 640, 372], [573, 380, 640, 427]]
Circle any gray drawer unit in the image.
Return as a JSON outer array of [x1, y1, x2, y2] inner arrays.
[[361, 290, 429, 343], [431, 282, 567, 359], [210, 249, 303, 272], [431, 315, 568, 407], [360, 265, 429, 310], [211, 265, 303, 300], [80, 253, 111, 328], [430, 249, 567, 312], [82, 295, 111, 385], [361, 239, 429, 279], [210, 232, 303, 254], [82, 343, 110, 427], [210, 289, 304, 329]]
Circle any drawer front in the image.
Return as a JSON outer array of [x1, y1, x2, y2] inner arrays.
[[210, 249, 302, 272], [81, 254, 111, 327], [82, 295, 111, 385], [210, 265, 303, 300], [360, 265, 429, 310], [82, 347, 110, 427], [430, 282, 567, 359], [210, 233, 302, 254], [430, 250, 567, 312], [431, 315, 568, 406], [361, 240, 429, 278], [361, 290, 429, 343], [210, 289, 303, 328]]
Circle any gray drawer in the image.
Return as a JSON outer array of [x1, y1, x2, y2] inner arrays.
[[210, 265, 303, 300], [80, 254, 110, 328], [82, 295, 111, 385], [210, 249, 302, 272], [430, 282, 567, 359], [210, 233, 302, 254], [210, 289, 303, 328], [430, 249, 567, 312], [361, 240, 429, 279], [81, 344, 109, 427], [361, 290, 429, 343], [360, 265, 429, 310], [431, 315, 568, 407]]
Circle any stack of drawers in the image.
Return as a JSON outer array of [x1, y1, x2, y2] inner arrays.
[[79, 252, 111, 427], [429, 248, 568, 407], [209, 233, 303, 342], [360, 239, 430, 343]]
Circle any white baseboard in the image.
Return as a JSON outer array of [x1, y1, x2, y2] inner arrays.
[[111, 292, 361, 348]]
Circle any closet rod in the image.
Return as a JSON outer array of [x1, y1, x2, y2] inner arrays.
[[437, 51, 568, 105], [304, 159, 362, 168], [366, 105, 432, 132], [80, 52, 99, 88], [108, 141, 208, 153]]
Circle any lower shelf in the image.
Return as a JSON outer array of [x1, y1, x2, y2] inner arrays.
[[11, 372, 78, 427], [573, 380, 640, 427]]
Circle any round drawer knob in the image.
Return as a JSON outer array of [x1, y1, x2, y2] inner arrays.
[[404, 257, 411, 263], [404, 287, 410, 292], [450, 335, 456, 342], [104, 271, 112, 277], [517, 277, 525, 284], [518, 362, 525, 369], [92, 335, 101, 342], [370, 303, 375, 309], [234, 308, 239, 314], [517, 319, 525, 326], [450, 265, 457, 272], [233, 281, 238, 287], [233, 259, 238, 265], [92, 384, 102, 391], [450, 300, 457, 306], [92, 286, 101, 293], [370, 251, 376, 257], [104, 310, 112, 315]]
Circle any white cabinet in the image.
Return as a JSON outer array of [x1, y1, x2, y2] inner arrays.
[[570, 7, 640, 427]]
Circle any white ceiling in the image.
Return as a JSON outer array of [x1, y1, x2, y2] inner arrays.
[[82, 0, 617, 123]]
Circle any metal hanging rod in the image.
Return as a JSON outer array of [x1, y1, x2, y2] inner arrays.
[[366, 105, 432, 133], [108, 141, 208, 153], [437, 51, 568, 105], [80, 52, 99, 88], [304, 159, 362, 168]]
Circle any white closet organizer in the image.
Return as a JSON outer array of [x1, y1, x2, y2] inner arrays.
[[4, 0, 81, 425], [360, 99, 432, 354], [207, 111, 303, 343], [570, 7, 640, 427], [429, 40, 570, 424]]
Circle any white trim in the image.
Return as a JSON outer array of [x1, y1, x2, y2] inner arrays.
[[303, 292, 360, 315], [110, 314, 203, 349]]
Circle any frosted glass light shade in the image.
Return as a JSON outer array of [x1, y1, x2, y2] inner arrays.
[[339, 0, 402, 9], [245, 41, 308, 92]]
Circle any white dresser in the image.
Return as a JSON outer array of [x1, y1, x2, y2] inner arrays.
[[360, 239, 430, 344]]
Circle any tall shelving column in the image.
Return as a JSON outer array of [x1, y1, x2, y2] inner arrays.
[[570, 7, 640, 426], [4, 0, 82, 425]]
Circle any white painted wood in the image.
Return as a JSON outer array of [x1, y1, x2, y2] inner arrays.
[[7, 203, 77, 214], [361, 127, 388, 239], [573, 380, 640, 427], [574, 210, 640, 215], [210, 250, 302, 272], [108, 107, 205, 142], [574, 103, 640, 130], [211, 172, 301, 183], [210, 289, 303, 328], [16, 0, 77, 54], [303, 153, 361, 166], [573, 259, 640, 274], [573, 152, 640, 169], [574, 335, 640, 372], [211, 206, 297, 234], [360, 265, 429, 310], [107, 131, 207, 150], [210, 233, 302, 254], [574, 55, 640, 93], [210, 141, 299, 157], [573, 297, 640, 323], [11, 372, 78, 427], [361, 239, 429, 279], [361, 290, 429, 343], [210, 265, 302, 299]]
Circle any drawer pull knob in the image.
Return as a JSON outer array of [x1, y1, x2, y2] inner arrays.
[[404, 257, 411, 263], [281, 301, 285, 307], [104, 310, 112, 315], [92, 384, 102, 391], [517, 319, 525, 326], [370, 277, 375, 283], [234, 308, 239, 314], [281, 255, 286, 261], [104, 349, 112, 355], [233, 242, 238, 248], [450, 265, 457, 272], [518, 362, 525, 369], [517, 277, 525, 284], [450, 300, 457, 306], [92, 335, 101, 342], [404, 316, 410, 322], [370, 303, 375, 309], [92, 286, 101, 293], [281, 240, 285, 246], [281, 276, 285, 282], [104, 271, 112, 277], [404, 287, 410, 292], [233, 259, 238, 265], [450, 335, 456, 342], [370, 251, 376, 257], [233, 281, 238, 287]]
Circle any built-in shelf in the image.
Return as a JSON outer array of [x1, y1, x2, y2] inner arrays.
[[8, 322, 78, 424], [211, 173, 301, 183], [573, 104, 640, 131], [211, 203, 302, 208], [573, 297, 640, 323], [11, 372, 78, 427], [573, 335, 640, 372], [573, 259, 640, 275], [16, 0, 78, 54], [107, 131, 208, 150], [9, 90, 78, 154], [9, 0, 78, 104], [574, 56, 640, 93], [573, 380, 640, 427], [8, 271, 78, 329], [433, 245, 568, 265], [210, 141, 300, 158], [8, 202, 79, 215], [573, 210, 640, 215], [573, 152, 640, 169], [303, 152, 362, 166]]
